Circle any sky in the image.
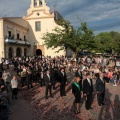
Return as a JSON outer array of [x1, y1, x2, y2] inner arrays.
[[0, 0, 120, 35]]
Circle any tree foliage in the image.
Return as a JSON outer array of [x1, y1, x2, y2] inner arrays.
[[42, 18, 95, 55], [95, 31, 120, 53]]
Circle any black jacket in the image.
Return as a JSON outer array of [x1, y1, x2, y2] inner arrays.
[[43, 74, 52, 86], [58, 72, 67, 84], [83, 78, 93, 94], [96, 78, 105, 93], [72, 82, 81, 95]]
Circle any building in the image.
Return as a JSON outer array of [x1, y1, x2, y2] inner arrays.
[[0, 17, 30, 60], [0, 0, 66, 62]]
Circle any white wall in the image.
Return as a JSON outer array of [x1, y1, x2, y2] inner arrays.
[[0, 20, 5, 62]]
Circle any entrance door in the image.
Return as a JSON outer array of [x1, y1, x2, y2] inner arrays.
[[16, 47, 22, 57], [24, 48, 27, 57], [36, 49, 42, 56], [8, 47, 13, 58]]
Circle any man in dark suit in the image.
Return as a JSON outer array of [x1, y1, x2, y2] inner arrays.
[[58, 68, 67, 97], [44, 70, 53, 99], [26, 69, 33, 89], [83, 73, 94, 110], [96, 72, 105, 106], [75, 68, 83, 91], [50, 65, 56, 90]]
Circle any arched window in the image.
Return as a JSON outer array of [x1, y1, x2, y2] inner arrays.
[[36, 49, 42, 56], [39, 0, 42, 6], [8, 47, 13, 58], [34, 0, 37, 6]]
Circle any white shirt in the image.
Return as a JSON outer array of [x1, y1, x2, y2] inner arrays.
[[100, 78, 104, 83], [47, 74, 50, 80], [11, 79, 18, 88], [87, 78, 91, 86], [78, 71, 81, 76], [5, 60, 9, 64], [62, 72, 64, 76]]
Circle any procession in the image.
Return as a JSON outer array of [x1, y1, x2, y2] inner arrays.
[[0, 0, 120, 120], [0, 54, 120, 119]]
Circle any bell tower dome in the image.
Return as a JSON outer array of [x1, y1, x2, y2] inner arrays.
[[31, 0, 46, 7], [24, 0, 51, 19]]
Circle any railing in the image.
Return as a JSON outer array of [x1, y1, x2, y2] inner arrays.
[[5, 35, 28, 41], [5, 37, 31, 46]]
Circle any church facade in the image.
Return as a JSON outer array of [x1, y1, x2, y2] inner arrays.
[[0, 0, 66, 62]]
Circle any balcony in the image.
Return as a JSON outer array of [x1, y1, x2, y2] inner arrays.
[[5, 38, 17, 44], [5, 37, 31, 46], [25, 41, 31, 46]]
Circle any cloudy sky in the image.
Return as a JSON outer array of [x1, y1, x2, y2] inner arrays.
[[0, 0, 120, 34]]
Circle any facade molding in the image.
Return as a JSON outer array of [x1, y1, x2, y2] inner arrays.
[[24, 16, 54, 20], [24, 10, 54, 20], [3, 18, 29, 31]]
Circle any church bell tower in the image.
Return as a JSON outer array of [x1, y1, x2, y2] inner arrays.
[[31, 0, 46, 8], [24, 0, 50, 18]]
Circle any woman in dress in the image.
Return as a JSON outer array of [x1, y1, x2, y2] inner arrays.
[[11, 76, 18, 99], [72, 76, 81, 114], [2, 70, 11, 92]]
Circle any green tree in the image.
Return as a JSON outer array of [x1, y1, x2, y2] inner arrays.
[[42, 19, 95, 56], [95, 31, 120, 54], [42, 19, 73, 53]]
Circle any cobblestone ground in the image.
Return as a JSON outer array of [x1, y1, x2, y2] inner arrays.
[[8, 66, 120, 120]]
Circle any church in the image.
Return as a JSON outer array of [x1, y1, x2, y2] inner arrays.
[[0, 0, 66, 61]]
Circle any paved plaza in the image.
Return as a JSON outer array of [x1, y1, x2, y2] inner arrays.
[[8, 67, 120, 120]]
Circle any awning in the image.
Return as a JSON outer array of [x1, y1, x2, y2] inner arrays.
[[5, 38, 17, 44], [17, 41, 26, 45], [25, 41, 31, 45], [5, 38, 31, 46]]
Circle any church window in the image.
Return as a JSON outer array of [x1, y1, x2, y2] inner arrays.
[[24, 35, 26, 41], [17, 33, 20, 39], [34, 0, 37, 6], [39, 0, 42, 6], [35, 21, 41, 31], [8, 31, 11, 38]]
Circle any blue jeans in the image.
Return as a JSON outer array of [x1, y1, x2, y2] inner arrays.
[[110, 78, 114, 85]]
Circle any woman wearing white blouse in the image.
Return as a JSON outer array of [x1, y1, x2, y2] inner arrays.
[[11, 76, 18, 99]]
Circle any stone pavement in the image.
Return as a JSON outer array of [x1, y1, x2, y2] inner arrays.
[[8, 67, 120, 120]]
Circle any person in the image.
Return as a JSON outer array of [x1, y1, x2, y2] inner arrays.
[[96, 72, 105, 106], [112, 71, 120, 86], [0, 86, 9, 120], [43, 70, 53, 99], [108, 68, 114, 85], [32, 65, 39, 83], [103, 72, 110, 83], [72, 77, 81, 114], [5, 59, 9, 69], [50, 65, 56, 90], [58, 68, 67, 97], [83, 73, 94, 110], [94, 65, 100, 78], [26, 70, 33, 89], [20, 69, 27, 87], [40, 67, 44, 86], [11, 76, 18, 99], [2, 70, 11, 92], [0, 78, 5, 88], [75, 68, 83, 92]]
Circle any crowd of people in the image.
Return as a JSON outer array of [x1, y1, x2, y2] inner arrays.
[[0, 54, 120, 118]]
